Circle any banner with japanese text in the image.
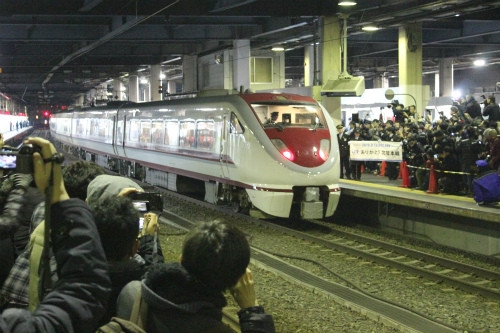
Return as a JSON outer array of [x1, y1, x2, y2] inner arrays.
[[349, 141, 403, 162]]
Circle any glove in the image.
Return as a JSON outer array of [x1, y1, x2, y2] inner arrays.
[[12, 173, 33, 189]]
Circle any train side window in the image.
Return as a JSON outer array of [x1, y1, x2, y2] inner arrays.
[[196, 121, 215, 150], [230, 113, 244, 134], [140, 121, 151, 143], [129, 120, 139, 142], [98, 118, 107, 137], [89, 119, 96, 137], [165, 121, 179, 146], [116, 119, 124, 145], [179, 121, 195, 148], [152, 121, 164, 144]]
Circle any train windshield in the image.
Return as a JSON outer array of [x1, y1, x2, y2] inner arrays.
[[252, 103, 327, 129]]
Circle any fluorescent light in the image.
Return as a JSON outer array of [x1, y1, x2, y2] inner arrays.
[[161, 57, 182, 64], [452, 89, 462, 98], [473, 59, 486, 67], [272, 46, 285, 52], [362, 25, 379, 31], [160, 73, 166, 80], [339, 1, 357, 6], [140, 78, 148, 84]]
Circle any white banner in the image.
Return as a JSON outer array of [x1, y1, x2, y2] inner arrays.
[[349, 141, 403, 162]]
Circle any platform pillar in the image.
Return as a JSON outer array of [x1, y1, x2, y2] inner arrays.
[[438, 58, 453, 97], [112, 79, 124, 101], [304, 45, 315, 87], [183, 55, 197, 93], [150, 64, 162, 101], [320, 16, 342, 124], [128, 75, 139, 102], [398, 23, 423, 113], [232, 39, 250, 92]]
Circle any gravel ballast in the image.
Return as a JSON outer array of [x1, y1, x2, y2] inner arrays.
[[159, 195, 500, 332]]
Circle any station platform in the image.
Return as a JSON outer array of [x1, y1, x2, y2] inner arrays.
[[339, 173, 500, 224], [2, 127, 34, 146], [338, 173, 500, 257]]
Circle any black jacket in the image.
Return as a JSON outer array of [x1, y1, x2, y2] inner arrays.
[[100, 234, 164, 326], [140, 263, 275, 333], [483, 103, 500, 123], [465, 99, 482, 119], [0, 199, 111, 333]]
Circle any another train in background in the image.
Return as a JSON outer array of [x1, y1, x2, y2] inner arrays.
[[50, 90, 341, 219]]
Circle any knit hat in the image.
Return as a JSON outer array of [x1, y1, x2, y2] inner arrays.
[[87, 175, 143, 206]]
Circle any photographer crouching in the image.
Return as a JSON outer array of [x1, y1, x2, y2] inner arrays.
[[0, 137, 110, 332]]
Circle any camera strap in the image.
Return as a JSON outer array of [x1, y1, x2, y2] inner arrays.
[[39, 156, 62, 301]]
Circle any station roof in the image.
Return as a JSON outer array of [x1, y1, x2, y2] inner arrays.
[[0, 0, 499, 106]]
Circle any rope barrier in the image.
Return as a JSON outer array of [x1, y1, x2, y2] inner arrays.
[[406, 164, 475, 176]]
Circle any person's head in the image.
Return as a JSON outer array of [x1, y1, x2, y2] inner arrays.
[[336, 124, 344, 133], [90, 196, 140, 262], [181, 221, 250, 291], [409, 105, 416, 113], [466, 95, 472, 102], [353, 128, 361, 137], [270, 112, 279, 121], [487, 129, 498, 140], [86, 175, 143, 206], [488, 95, 496, 104], [62, 161, 106, 200]]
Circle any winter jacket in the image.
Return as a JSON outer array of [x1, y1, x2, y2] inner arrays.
[[117, 262, 275, 333], [0, 199, 111, 333], [473, 171, 500, 203]]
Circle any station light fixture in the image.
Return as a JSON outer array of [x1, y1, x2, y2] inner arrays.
[[140, 78, 148, 84], [271, 46, 285, 52], [362, 25, 379, 31], [339, 1, 357, 6], [473, 59, 486, 67]]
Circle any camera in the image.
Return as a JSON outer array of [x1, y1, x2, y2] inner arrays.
[[129, 192, 163, 213], [0, 144, 41, 174]]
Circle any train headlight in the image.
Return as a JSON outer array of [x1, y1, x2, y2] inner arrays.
[[271, 139, 295, 161], [319, 139, 330, 161]]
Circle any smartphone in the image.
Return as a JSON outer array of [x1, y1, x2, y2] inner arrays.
[[0, 154, 17, 169], [139, 217, 144, 231]]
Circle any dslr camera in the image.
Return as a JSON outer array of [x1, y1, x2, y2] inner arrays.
[[0, 144, 41, 174]]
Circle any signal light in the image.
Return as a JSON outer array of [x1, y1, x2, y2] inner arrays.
[[43, 111, 50, 117]]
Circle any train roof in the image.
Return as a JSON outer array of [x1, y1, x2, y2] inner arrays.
[[56, 91, 319, 115]]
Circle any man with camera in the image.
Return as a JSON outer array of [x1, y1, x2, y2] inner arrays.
[[0, 137, 111, 332], [0, 141, 44, 286]]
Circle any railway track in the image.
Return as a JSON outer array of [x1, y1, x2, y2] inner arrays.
[[155, 188, 500, 302]]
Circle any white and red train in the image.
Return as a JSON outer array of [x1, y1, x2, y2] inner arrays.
[[50, 90, 340, 219]]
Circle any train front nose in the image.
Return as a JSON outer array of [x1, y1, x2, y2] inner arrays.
[[267, 128, 331, 167]]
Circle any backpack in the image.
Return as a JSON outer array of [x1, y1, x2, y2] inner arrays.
[[96, 284, 148, 333]]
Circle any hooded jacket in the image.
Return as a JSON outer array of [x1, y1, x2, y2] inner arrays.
[[117, 263, 275, 333]]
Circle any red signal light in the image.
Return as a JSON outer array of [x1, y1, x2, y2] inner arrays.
[[43, 111, 50, 117]]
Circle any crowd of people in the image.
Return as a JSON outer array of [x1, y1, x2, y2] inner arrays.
[[338, 94, 500, 200], [0, 137, 275, 332]]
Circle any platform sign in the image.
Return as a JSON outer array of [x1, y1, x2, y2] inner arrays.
[[349, 141, 402, 162]]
